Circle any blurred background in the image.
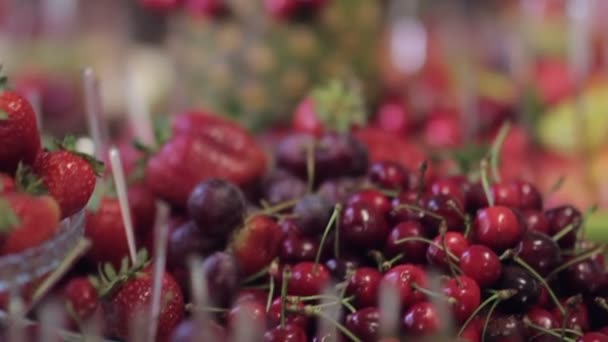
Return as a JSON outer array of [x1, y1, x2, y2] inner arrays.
[[1, 0, 608, 214]]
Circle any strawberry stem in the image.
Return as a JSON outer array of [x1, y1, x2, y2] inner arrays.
[[314, 204, 342, 274]]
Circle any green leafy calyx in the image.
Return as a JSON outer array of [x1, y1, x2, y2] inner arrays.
[[310, 79, 367, 134], [15, 163, 48, 196], [0, 198, 20, 233], [53, 135, 106, 177], [90, 249, 150, 299]]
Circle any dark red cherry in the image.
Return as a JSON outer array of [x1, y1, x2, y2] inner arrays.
[[171, 319, 227, 342], [346, 267, 382, 308], [288, 262, 331, 296], [491, 182, 522, 208], [552, 298, 590, 332], [545, 205, 582, 249], [402, 302, 441, 336], [426, 231, 469, 270], [369, 160, 409, 190], [511, 179, 543, 210], [430, 178, 466, 208], [184, 0, 228, 18], [561, 257, 603, 295], [263, 324, 307, 342], [340, 202, 390, 249], [522, 210, 551, 235], [497, 265, 541, 314], [267, 298, 309, 330], [484, 315, 526, 342], [345, 307, 381, 341], [293, 194, 333, 236], [578, 333, 608, 342], [347, 189, 391, 216], [526, 307, 558, 338], [264, 0, 299, 20], [473, 205, 524, 252], [460, 245, 502, 288], [515, 230, 562, 276], [441, 275, 481, 324], [466, 183, 489, 213], [384, 221, 428, 264], [390, 191, 422, 223], [325, 256, 361, 281], [382, 264, 428, 308], [459, 318, 482, 342], [420, 194, 465, 234], [279, 234, 318, 263], [228, 300, 267, 333], [317, 177, 362, 205]]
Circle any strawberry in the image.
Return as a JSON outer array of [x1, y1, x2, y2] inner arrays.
[[230, 215, 282, 277], [146, 111, 266, 208], [85, 196, 139, 269], [128, 183, 157, 234], [93, 252, 185, 341], [354, 127, 427, 172], [34, 137, 103, 218], [0, 75, 41, 173], [64, 277, 99, 324], [0, 193, 60, 255], [0, 173, 15, 194], [139, 0, 182, 12]]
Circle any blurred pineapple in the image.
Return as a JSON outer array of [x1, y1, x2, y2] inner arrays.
[[168, 0, 383, 130]]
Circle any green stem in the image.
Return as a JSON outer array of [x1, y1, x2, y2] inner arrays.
[[334, 206, 341, 259], [481, 298, 501, 342], [242, 263, 271, 284], [317, 311, 362, 342], [411, 283, 455, 304], [314, 204, 342, 274], [266, 275, 275, 313], [552, 221, 579, 243], [457, 289, 516, 337], [394, 236, 461, 263], [489, 121, 511, 183], [480, 159, 494, 207], [524, 318, 576, 342], [546, 245, 605, 280], [306, 141, 315, 193], [394, 203, 446, 222], [513, 255, 565, 315], [280, 267, 291, 329]]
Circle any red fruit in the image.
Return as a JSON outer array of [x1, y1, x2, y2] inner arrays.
[[525, 307, 558, 338], [459, 318, 481, 342], [340, 202, 390, 249], [103, 267, 185, 341], [423, 113, 462, 149], [384, 221, 428, 264], [473, 206, 523, 253], [430, 178, 466, 209], [491, 182, 521, 208], [390, 190, 422, 223], [0, 194, 60, 255], [522, 210, 550, 235], [231, 215, 282, 277], [511, 179, 543, 210], [375, 98, 412, 135], [235, 289, 268, 306], [0, 86, 41, 173], [264, 324, 307, 342], [441, 276, 481, 324], [552, 298, 590, 332], [459, 245, 502, 288], [128, 183, 157, 235], [426, 231, 469, 270], [368, 160, 410, 190], [402, 302, 440, 335], [64, 277, 99, 321], [346, 267, 382, 308], [184, 0, 226, 17], [534, 58, 573, 105], [228, 300, 267, 333], [345, 307, 381, 341], [578, 333, 608, 342], [147, 112, 266, 208], [292, 97, 323, 136], [267, 298, 309, 330], [264, 0, 300, 20], [355, 127, 427, 174], [288, 262, 331, 297], [85, 197, 137, 268], [347, 189, 391, 216], [279, 234, 318, 263], [0, 173, 15, 193], [545, 205, 582, 249], [382, 264, 427, 308], [34, 149, 100, 218], [138, 0, 181, 11]]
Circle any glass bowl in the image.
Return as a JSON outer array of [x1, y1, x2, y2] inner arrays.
[[0, 210, 85, 292]]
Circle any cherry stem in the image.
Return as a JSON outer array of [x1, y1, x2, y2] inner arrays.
[[411, 283, 456, 304], [314, 204, 342, 274], [546, 245, 605, 280], [512, 255, 565, 315], [316, 310, 362, 342], [416, 160, 428, 202], [265, 275, 275, 313], [334, 207, 341, 260], [306, 141, 315, 193], [280, 267, 291, 329], [242, 261, 273, 285], [594, 297, 608, 312], [481, 296, 501, 342], [369, 250, 386, 272], [447, 200, 471, 235], [577, 204, 599, 246], [457, 289, 516, 337], [382, 254, 404, 271], [312, 296, 356, 313], [547, 176, 565, 197], [394, 236, 461, 263], [393, 203, 446, 222], [255, 199, 299, 218], [480, 159, 494, 207], [552, 220, 580, 242], [523, 317, 577, 342], [489, 121, 511, 183]]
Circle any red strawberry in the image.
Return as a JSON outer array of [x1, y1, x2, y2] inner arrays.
[[146, 111, 266, 208], [231, 215, 282, 277], [34, 139, 103, 218], [0, 193, 60, 255], [128, 183, 157, 234], [85, 197, 138, 268], [355, 127, 427, 172], [64, 277, 99, 324], [96, 260, 184, 342], [0, 173, 15, 193], [374, 97, 412, 135], [0, 76, 41, 173], [292, 97, 324, 136]]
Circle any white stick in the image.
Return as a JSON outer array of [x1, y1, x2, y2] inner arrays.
[[316, 282, 339, 339], [7, 286, 24, 342], [83, 68, 107, 160], [148, 201, 171, 342], [109, 148, 137, 265], [378, 280, 400, 338], [189, 255, 210, 337], [126, 68, 154, 145], [39, 297, 65, 342]]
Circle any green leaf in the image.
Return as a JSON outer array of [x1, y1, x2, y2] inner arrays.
[[0, 109, 8, 120], [119, 257, 129, 275], [104, 263, 117, 280], [88, 276, 100, 290], [153, 115, 172, 147], [0, 198, 20, 233], [310, 78, 367, 134], [15, 163, 47, 196]]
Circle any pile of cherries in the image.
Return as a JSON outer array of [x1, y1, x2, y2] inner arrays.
[[167, 129, 608, 342]]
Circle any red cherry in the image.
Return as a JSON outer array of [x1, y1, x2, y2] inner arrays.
[[402, 302, 441, 335], [430, 178, 466, 209], [340, 202, 390, 249], [459, 245, 502, 288], [459, 318, 482, 342], [384, 221, 428, 264], [491, 181, 522, 208], [228, 300, 267, 332], [545, 205, 582, 249], [526, 307, 558, 338], [263, 324, 307, 342], [522, 210, 550, 235], [346, 267, 382, 308], [390, 191, 422, 223], [279, 234, 318, 263], [420, 194, 466, 234], [184, 0, 227, 17], [375, 98, 412, 135], [288, 262, 331, 297], [441, 275, 481, 324], [369, 161, 410, 190], [345, 307, 381, 341], [578, 333, 608, 342], [511, 179, 543, 210], [515, 230, 561, 277], [473, 206, 523, 253], [552, 298, 590, 332], [267, 298, 309, 330], [264, 0, 299, 20], [423, 113, 463, 149], [347, 189, 391, 216], [235, 289, 268, 305], [64, 277, 98, 322], [381, 264, 427, 308], [426, 232, 469, 270]]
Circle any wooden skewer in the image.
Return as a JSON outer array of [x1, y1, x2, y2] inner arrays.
[[109, 148, 138, 265], [148, 201, 171, 342]]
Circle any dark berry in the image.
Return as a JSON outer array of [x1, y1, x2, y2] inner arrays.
[[345, 307, 381, 341], [545, 205, 582, 249], [515, 230, 561, 276], [484, 315, 526, 342], [384, 221, 428, 264], [293, 194, 333, 236], [369, 160, 409, 190], [317, 177, 362, 204], [279, 234, 319, 263], [497, 265, 541, 314], [263, 324, 307, 342], [347, 189, 391, 216], [167, 221, 226, 271], [201, 252, 240, 308], [420, 194, 465, 234], [340, 202, 389, 249], [522, 210, 550, 234]]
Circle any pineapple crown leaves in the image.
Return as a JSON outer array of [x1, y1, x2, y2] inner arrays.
[[89, 248, 150, 299], [15, 162, 48, 196], [51, 135, 105, 177], [310, 78, 367, 134], [0, 197, 20, 233]]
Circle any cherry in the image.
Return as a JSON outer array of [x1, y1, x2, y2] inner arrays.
[[525, 307, 558, 338], [552, 298, 590, 332], [578, 333, 608, 342], [441, 275, 481, 324], [511, 179, 543, 210], [473, 205, 523, 253], [545, 205, 582, 249], [167, 221, 226, 272], [264, 0, 299, 20], [263, 324, 307, 342], [340, 202, 389, 249], [497, 265, 541, 314], [184, 0, 228, 17], [561, 257, 603, 295], [515, 230, 561, 276], [293, 194, 333, 236], [382, 264, 428, 308], [466, 183, 489, 214], [235, 289, 268, 305], [484, 314, 526, 342], [311, 332, 345, 342], [138, 0, 180, 11], [318, 177, 362, 204], [346, 267, 382, 308], [288, 262, 331, 297], [522, 210, 551, 235], [368, 160, 409, 190], [384, 221, 428, 264], [267, 298, 309, 330], [262, 171, 307, 206], [199, 252, 240, 308], [459, 245, 502, 288], [231, 215, 282, 277], [170, 319, 227, 342], [402, 302, 441, 335], [426, 231, 469, 270], [420, 193, 465, 234], [430, 178, 466, 209], [347, 189, 391, 216], [390, 190, 422, 223], [64, 277, 99, 322], [459, 318, 482, 342], [187, 179, 246, 239], [345, 307, 381, 341], [228, 300, 267, 333], [325, 256, 361, 281], [279, 234, 319, 263], [491, 182, 522, 208]]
